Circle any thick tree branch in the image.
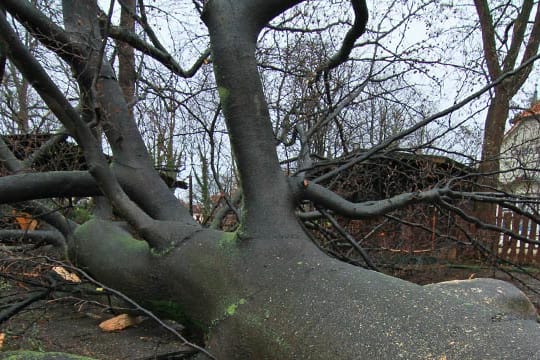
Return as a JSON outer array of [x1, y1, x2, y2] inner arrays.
[[474, 0, 502, 81], [0, 10, 172, 249], [12, 201, 74, 241], [315, 0, 368, 77], [4, 0, 192, 223], [0, 130, 73, 242], [0, 135, 24, 173], [206, 0, 306, 32], [502, 0, 534, 73], [0, 229, 65, 247], [203, 1, 302, 235], [509, 1, 540, 94], [0, 171, 101, 204], [63, 0, 195, 223], [1, 0, 84, 63], [296, 179, 443, 218]]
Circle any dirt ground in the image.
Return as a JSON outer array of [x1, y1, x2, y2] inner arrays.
[[0, 245, 195, 359], [1, 245, 539, 360]]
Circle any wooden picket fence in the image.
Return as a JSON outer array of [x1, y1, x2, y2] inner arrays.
[[497, 210, 540, 265]]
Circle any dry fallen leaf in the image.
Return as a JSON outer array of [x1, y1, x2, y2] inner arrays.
[[52, 266, 81, 283], [0, 333, 5, 350], [12, 210, 38, 231], [99, 314, 144, 332]]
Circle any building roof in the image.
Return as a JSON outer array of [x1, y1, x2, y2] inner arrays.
[[510, 100, 540, 125], [505, 100, 540, 138]]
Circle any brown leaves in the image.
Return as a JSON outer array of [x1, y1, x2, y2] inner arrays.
[[52, 266, 81, 283], [12, 210, 38, 231], [98, 314, 144, 332]]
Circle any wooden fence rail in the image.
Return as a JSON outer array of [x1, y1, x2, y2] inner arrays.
[[497, 210, 540, 265]]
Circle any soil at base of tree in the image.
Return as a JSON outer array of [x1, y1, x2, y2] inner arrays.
[[0, 245, 539, 359]]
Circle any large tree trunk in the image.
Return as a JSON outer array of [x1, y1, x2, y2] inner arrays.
[[473, 0, 540, 226], [71, 220, 540, 359], [474, 92, 510, 242], [2, 1, 540, 358]]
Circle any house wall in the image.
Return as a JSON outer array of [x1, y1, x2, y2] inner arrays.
[[500, 116, 540, 193]]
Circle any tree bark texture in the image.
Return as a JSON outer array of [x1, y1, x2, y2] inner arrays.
[[474, 0, 540, 224], [72, 219, 540, 359], [1, 0, 540, 358]]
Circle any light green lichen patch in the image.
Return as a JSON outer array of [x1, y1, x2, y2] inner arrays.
[[226, 303, 238, 316], [75, 220, 149, 253], [217, 86, 229, 104], [217, 231, 237, 248], [225, 298, 247, 316]]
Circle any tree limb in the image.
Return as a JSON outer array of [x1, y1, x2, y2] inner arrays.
[[0, 289, 50, 325], [0, 126, 73, 242], [315, 0, 368, 78], [295, 178, 443, 219], [0, 135, 24, 173], [0, 0, 84, 63], [0, 10, 168, 248], [63, 0, 196, 223], [5, 0, 193, 223], [502, 0, 534, 73], [0, 229, 65, 247], [317, 207, 379, 271], [311, 51, 540, 184], [474, 0, 501, 81], [0, 171, 101, 204], [509, 1, 540, 94]]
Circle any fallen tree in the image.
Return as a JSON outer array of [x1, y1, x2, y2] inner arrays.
[[0, 0, 539, 358]]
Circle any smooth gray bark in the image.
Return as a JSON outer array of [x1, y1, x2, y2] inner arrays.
[[2, 0, 540, 358], [72, 220, 540, 359], [0, 171, 100, 203]]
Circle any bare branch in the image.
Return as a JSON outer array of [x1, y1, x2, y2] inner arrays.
[[0, 289, 50, 325], [0, 229, 65, 247], [113, 31, 211, 78], [0, 171, 101, 204], [317, 207, 379, 271], [296, 178, 443, 218], [440, 199, 540, 246], [502, 0, 534, 73], [311, 51, 540, 184], [474, 0, 502, 80], [1, 0, 84, 63], [315, 0, 368, 78], [0, 10, 171, 249]]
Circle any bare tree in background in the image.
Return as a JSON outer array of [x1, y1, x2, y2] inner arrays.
[[474, 0, 540, 223]]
